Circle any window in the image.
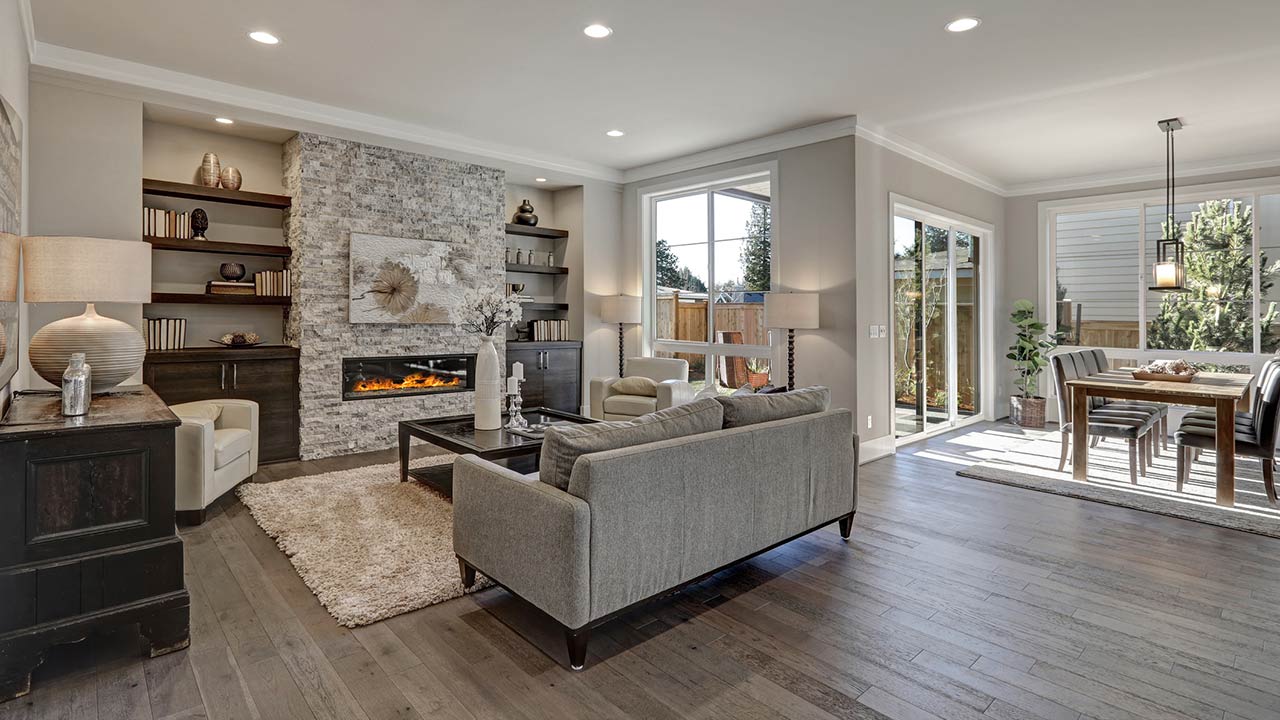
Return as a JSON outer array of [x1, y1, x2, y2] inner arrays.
[[1048, 183, 1280, 361], [648, 172, 774, 392]]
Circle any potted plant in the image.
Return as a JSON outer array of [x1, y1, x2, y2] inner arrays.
[[455, 287, 523, 430], [1006, 299, 1055, 428], [746, 357, 771, 389]]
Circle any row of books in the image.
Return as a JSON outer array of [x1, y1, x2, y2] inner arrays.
[[145, 318, 187, 350], [206, 270, 290, 296], [527, 319, 570, 342], [144, 207, 194, 239]]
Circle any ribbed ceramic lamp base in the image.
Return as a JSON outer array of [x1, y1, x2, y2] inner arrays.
[[29, 305, 145, 392]]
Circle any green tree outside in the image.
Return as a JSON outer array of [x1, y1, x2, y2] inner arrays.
[[740, 203, 771, 291]]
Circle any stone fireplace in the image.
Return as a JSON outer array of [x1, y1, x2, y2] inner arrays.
[[284, 133, 505, 459], [341, 354, 475, 401]]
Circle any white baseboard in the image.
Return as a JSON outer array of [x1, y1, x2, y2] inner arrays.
[[859, 435, 895, 464]]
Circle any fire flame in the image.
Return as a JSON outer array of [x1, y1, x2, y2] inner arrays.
[[351, 372, 462, 393]]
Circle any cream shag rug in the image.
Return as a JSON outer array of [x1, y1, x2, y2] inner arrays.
[[237, 458, 490, 627], [959, 431, 1280, 538]]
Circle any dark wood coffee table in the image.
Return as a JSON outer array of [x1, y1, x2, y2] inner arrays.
[[398, 407, 596, 496]]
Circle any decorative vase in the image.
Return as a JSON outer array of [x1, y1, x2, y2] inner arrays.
[[219, 262, 246, 281], [191, 208, 209, 240], [199, 153, 221, 188], [474, 335, 502, 430], [29, 304, 146, 393], [512, 199, 538, 226], [219, 166, 243, 191], [1009, 396, 1046, 428]]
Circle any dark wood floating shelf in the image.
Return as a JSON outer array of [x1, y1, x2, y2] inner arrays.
[[505, 263, 568, 275], [143, 178, 292, 209], [523, 302, 570, 311], [146, 345, 299, 361], [505, 223, 569, 239], [145, 236, 291, 258], [150, 292, 291, 306]]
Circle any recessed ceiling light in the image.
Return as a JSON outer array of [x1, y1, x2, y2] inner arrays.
[[535, 177, 548, 183], [945, 17, 981, 32], [583, 24, 613, 39], [606, 129, 625, 137], [249, 30, 280, 44], [215, 117, 234, 125]]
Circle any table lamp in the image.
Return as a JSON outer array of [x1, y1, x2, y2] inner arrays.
[[764, 292, 819, 391], [600, 295, 641, 377], [23, 236, 151, 392]]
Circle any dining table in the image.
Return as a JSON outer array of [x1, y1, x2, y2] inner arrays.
[[1064, 369, 1255, 506]]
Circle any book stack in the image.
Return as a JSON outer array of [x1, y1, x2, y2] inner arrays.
[[207, 281, 255, 295], [146, 318, 187, 350], [253, 269, 290, 296], [144, 208, 193, 239], [527, 319, 569, 341]]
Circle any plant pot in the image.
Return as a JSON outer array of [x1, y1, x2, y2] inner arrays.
[[1009, 396, 1046, 428]]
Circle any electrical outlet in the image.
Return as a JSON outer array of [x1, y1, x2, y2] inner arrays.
[[878, 324, 888, 338], [868, 325, 878, 338], [866, 415, 873, 429]]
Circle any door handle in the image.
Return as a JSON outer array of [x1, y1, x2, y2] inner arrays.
[[220, 363, 226, 391], [233, 363, 238, 390]]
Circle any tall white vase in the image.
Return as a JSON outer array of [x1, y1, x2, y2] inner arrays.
[[474, 335, 502, 430]]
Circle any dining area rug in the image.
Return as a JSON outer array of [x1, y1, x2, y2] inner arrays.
[[958, 430, 1280, 538]]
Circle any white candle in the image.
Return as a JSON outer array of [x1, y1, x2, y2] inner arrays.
[[1153, 262, 1178, 288], [512, 361, 524, 380], [507, 376, 518, 394]]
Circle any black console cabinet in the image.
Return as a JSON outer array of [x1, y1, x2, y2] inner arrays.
[[0, 388, 189, 702], [506, 341, 582, 413]]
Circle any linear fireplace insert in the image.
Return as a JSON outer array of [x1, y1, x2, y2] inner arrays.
[[342, 353, 475, 401]]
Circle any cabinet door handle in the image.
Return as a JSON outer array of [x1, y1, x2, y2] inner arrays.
[[233, 363, 238, 390], [220, 363, 226, 391], [544, 351, 550, 369]]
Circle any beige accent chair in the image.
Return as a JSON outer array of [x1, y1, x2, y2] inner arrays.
[[170, 399, 259, 524], [589, 357, 694, 420]]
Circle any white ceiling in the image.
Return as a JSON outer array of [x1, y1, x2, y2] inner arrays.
[[28, 0, 1280, 193]]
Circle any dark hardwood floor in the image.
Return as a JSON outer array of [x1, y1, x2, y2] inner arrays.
[[5, 421, 1280, 720]]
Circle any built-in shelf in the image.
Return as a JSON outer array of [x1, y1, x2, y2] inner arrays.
[[505, 263, 568, 275], [150, 292, 291, 306], [143, 178, 292, 209], [523, 302, 570, 311], [145, 236, 291, 258], [146, 345, 299, 361], [504, 223, 569, 239]]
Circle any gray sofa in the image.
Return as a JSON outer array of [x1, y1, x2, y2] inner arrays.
[[452, 390, 858, 669]]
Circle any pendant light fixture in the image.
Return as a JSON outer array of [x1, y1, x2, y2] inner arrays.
[[1150, 117, 1185, 291]]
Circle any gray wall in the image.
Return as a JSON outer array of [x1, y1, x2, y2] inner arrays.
[[855, 136, 1005, 450], [622, 136, 859, 414], [27, 80, 144, 389]]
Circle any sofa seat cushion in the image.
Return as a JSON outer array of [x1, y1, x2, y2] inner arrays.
[[213, 428, 252, 469], [540, 397, 724, 491], [612, 376, 659, 397], [603, 394, 658, 417], [715, 386, 830, 428]]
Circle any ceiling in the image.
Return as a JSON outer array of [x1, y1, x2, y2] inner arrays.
[[28, 0, 1280, 193]]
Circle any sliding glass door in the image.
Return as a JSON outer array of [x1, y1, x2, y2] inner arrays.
[[893, 207, 983, 442]]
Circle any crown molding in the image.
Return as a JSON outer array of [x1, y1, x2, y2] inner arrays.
[[1003, 152, 1280, 197], [18, 0, 34, 61], [853, 121, 1007, 196], [28, 42, 624, 184], [620, 117, 858, 184]]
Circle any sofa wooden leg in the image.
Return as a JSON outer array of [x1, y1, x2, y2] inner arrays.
[[458, 557, 476, 588], [838, 513, 854, 540], [175, 509, 206, 526], [566, 627, 590, 670]]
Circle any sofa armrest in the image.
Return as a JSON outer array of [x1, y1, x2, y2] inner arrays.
[[452, 455, 592, 629], [173, 417, 215, 512], [589, 376, 620, 419], [214, 399, 259, 474], [655, 379, 694, 411]]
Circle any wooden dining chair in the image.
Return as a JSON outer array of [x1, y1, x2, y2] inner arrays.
[[1052, 349, 1162, 484], [1175, 358, 1280, 504]]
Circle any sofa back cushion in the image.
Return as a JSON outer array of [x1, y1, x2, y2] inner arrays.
[[539, 397, 724, 491], [715, 385, 830, 428]]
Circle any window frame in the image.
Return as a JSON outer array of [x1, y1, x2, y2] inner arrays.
[[1040, 176, 1280, 371], [639, 163, 780, 388]]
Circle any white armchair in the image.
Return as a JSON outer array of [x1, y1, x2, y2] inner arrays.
[[170, 399, 259, 525], [589, 357, 695, 421]]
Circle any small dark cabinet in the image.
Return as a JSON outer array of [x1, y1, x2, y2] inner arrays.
[[144, 346, 300, 463], [507, 341, 582, 413], [0, 388, 189, 702]]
